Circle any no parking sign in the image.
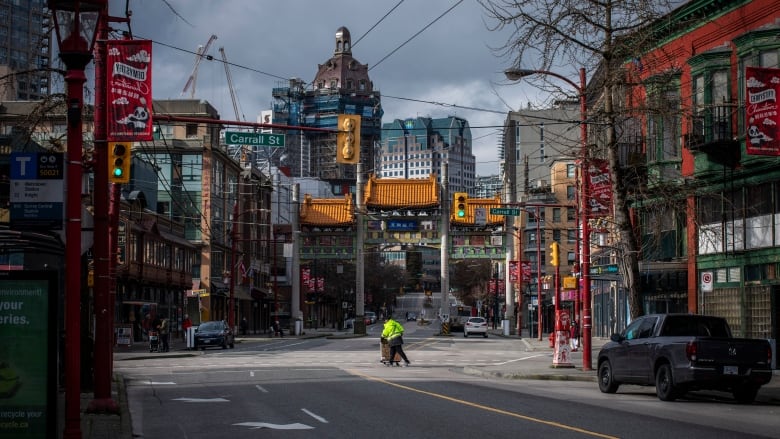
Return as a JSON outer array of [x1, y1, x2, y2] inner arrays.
[[701, 271, 713, 292]]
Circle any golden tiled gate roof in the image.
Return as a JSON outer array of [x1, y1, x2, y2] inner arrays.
[[299, 194, 355, 227], [363, 173, 439, 210]]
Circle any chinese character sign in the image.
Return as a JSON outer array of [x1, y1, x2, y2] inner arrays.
[[746, 66, 780, 156], [107, 40, 153, 141]]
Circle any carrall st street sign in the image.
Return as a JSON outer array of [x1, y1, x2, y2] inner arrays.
[[489, 207, 520, 216], [225, 131, 285, 147]]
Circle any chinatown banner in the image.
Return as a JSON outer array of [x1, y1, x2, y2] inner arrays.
[[106, 39, 153, 141], [508, 261, 532, 283], [745, 66, 780, 156], [586, 158, 612, 217]]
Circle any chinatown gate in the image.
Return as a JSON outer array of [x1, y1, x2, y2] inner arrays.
[[297, 173, 511, 330]]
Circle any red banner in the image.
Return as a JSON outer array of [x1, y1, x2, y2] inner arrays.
[[746, 66, 780, 156], [509, 261, 532, 283], [586, 158, 612, 217], [509, 260, 519, 283], [107, 39, 153, 141], [521, 261, 532, 282]]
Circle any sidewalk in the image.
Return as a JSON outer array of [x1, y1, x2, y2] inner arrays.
[[72, 327, 780, 439]]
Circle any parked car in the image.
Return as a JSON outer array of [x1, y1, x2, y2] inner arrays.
[[365, 311, 377, 325], [597, 313, 772, 403], [406, 312, 417, 322], [194, 320, 235, 350], [464, 317, 488, 338]]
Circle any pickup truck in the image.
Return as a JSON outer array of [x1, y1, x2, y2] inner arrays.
[[597, 313, 773, 403]]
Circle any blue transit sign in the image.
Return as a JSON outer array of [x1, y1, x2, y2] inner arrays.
[[9, 153, 64, 229]]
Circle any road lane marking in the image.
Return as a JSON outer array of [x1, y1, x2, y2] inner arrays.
[[255, 385, 268, 393], [301, 408, 328, 423], [172, 397, 229, 403], [233, 422, 313, 430], [346, 369, 618, 439], [493, 354, 548, 366]]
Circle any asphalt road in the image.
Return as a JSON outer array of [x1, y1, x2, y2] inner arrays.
[[115, 324, 780, 439]]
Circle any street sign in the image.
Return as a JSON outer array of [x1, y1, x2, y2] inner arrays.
[[9, 152, 64, 229], [590, 264, 619, 275], [490, 207, 520, 216], [224, 131, 285, 147], [475, 207, 486, 226]]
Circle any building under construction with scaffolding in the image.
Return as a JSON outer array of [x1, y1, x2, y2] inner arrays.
[[270, 27, 382, 190]]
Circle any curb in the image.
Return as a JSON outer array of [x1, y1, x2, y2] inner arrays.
[[460, 366, 598, 382]]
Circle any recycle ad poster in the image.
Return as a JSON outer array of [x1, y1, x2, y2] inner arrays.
[[0, 271, 55, 439]]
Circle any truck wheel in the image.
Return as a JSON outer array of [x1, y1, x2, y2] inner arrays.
[[598, 360, 620, 393], [655, 363, 679, 401], [733, 385, 759, 404]]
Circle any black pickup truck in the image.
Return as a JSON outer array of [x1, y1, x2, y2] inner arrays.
[[597, 313, 773, 403]]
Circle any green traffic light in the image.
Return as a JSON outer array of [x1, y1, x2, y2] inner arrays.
[[457, 210, 465, 217], [113, 168, 123, 177]]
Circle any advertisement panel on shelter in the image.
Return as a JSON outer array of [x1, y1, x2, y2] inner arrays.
[[745, 66, 780, 156], [106, 39, 153, 141], [0, 270, 56, 438]]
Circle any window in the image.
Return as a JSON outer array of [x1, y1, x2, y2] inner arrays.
[[691, 65, 731, 144], [181, 154, 202, 182], [567, 164, 576, 178], [185, 123, 198, 138], [567, 185, 575, 200], [566, 208, 575, 222], [647, 83, 681, 162], [552, 208, 561, 223]]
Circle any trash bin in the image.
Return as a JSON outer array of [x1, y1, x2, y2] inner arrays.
[[502, 319, 510, 336], [185, 327, 195, 349]]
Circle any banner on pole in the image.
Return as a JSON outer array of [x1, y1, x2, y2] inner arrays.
[[746, 66, 780, 156], [107, 39, 153, 141]]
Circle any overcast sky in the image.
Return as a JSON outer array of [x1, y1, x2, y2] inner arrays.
[[112, 0, 553, 176]]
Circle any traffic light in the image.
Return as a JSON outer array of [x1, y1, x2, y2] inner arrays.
[[336, 114, 361, 164], [549, 242, 560, 267], [108, 142, 131, 184], [453, 192, 468, 219]]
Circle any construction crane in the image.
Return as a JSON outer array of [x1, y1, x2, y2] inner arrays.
[[181, 34, 217, 98], [219, 47, 243, 121]]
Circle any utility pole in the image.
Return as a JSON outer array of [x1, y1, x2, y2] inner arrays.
[[440, 162, 449, 332], [291, 183, 301, 333], [355, 163, 366, 334]]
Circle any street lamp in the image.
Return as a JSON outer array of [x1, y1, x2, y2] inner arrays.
[[505, 67, 592, 371], [48, 1, 105, 436]]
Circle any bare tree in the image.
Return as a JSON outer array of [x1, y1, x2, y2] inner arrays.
[[479, 0, 681, 319]]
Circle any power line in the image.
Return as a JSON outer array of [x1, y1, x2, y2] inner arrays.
[[369, 0, 464, 71], [352, 0, 405, 48]]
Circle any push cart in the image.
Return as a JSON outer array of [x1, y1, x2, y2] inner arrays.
[[149, 330, 160, 352], [380, 337, 402, 366]]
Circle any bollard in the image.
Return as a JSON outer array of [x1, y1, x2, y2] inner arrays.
[[441, 321, 449, 335]]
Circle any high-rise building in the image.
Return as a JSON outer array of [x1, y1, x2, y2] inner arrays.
[[270, 27, 382, 193], [501, 103, 581, 201], [0, 1, 52, 101], [379, 116, 476, 195]]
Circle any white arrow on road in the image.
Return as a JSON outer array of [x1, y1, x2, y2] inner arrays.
[[234, 422, 313, 430], [172, 397, 230, 403]]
